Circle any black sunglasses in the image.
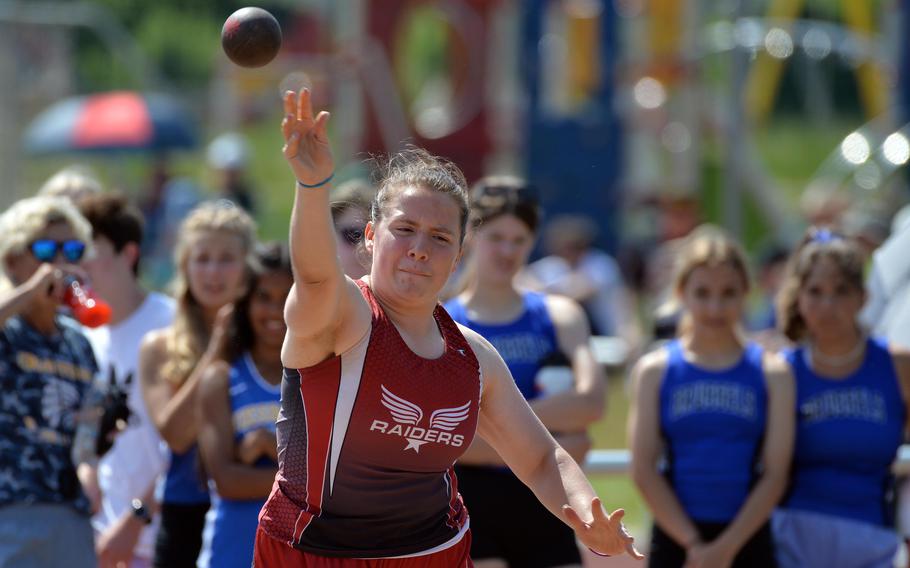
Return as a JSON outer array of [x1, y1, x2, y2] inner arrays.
[[29, 239, 86, 263], [337, 226, 363, 246]]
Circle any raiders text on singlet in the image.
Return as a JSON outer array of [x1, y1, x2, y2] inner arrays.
[[258, 281, 482, 558]]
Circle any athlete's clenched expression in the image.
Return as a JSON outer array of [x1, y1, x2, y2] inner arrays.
[[365, 186, 463, 306]]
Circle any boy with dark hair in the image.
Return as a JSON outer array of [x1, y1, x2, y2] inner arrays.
[[79, 193, 176, 568], [80, 194, 144, 275]]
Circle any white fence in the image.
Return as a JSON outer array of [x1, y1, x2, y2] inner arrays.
[[584, 446, 910, 475]]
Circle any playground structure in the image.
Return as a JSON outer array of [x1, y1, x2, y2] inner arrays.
[[4, 0, 909, 242], [216, 0, 625, 246], [211, 0, 910, 249]]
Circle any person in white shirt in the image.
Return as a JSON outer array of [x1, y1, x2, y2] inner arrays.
[[78, 193, 176, 568], [862, 204, 910, 348], [521, 214, 640, 351], [861, 204, 910, 551]]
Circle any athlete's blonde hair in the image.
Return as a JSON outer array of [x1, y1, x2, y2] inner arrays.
[[0, 195, 94, 270], [161, 201, 257, 386]]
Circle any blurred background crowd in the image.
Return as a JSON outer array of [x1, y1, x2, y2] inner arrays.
[[4, 0, 909, 335]]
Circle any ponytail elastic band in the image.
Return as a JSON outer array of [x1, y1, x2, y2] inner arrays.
[[588, 548, 611, 557], [296, 173, 334, 189]]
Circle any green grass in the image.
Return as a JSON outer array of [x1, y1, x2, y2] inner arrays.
[[241, 112, 297, 241], [587, 373, 651, 537], [590, 371, 632, 448], [592, 475, 649, 538], [752, 116, 856, 194], [217, 110, 364, 242]]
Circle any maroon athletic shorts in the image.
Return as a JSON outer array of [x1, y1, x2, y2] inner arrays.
[[253, 527, 473, 567]]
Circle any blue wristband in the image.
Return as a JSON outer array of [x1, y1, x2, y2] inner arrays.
[[296, 172, 334, 189]]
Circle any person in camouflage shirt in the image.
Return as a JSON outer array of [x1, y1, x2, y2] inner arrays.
[[0, 195, 99, 567]]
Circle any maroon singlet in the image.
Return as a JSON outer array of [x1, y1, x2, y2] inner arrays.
[[258, 281, 482, 558]]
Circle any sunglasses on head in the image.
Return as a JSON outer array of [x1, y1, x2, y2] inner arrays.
[[808, 227, 844, 245], [337, 227, 364, 246], [472, 183, 538, 206], [28, 239, 86, 263]]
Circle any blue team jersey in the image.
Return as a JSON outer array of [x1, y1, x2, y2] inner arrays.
[[0, 314, 97, 514], [160, 369, 209, 506], [203, 353, 281, 568], [659, 340, 768, 522], [160, 446, 209, 505], [444, 292, 560, 401], [783, 338, 905, 527]]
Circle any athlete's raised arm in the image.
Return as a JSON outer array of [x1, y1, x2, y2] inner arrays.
[[280, 89, 369, 368]]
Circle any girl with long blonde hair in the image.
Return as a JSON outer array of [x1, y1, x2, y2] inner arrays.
[[139, 201, 255, 568]]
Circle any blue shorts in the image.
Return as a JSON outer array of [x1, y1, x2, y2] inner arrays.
[[773, 509, 898, 568]]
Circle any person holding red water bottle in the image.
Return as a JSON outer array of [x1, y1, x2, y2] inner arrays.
[[63, 277, 111, 327], [0, 195, 100, 567]]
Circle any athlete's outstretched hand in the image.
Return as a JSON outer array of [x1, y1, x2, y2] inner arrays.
[[563, 497, 644, 560], [281, 88, 334, 186]]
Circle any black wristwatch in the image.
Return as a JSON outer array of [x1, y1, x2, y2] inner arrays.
[[130, 498, 153, 525]]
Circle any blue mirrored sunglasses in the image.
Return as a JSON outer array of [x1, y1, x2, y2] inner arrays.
[[28, 239, 86, 263]]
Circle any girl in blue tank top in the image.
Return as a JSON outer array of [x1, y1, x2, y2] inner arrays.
[[140, 203, 256, 568], [444, 177, 606, 567], [629, 225, 795, 568], [160, 447, 211, 505], [197, 243, 291, 568], [771, 228, 910, 568], [445, 291, 559, 401]]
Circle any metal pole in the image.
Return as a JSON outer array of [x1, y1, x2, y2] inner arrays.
[[0, 22, 20, 207], [723, 5, 751, 239]]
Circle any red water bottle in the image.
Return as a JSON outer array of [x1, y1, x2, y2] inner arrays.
[[63, 278, 111, 328]]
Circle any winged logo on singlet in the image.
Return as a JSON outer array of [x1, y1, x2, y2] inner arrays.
[[370, 385, 470, 452]]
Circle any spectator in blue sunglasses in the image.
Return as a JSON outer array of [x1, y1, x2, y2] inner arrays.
[[0, 195, 99, 567]]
